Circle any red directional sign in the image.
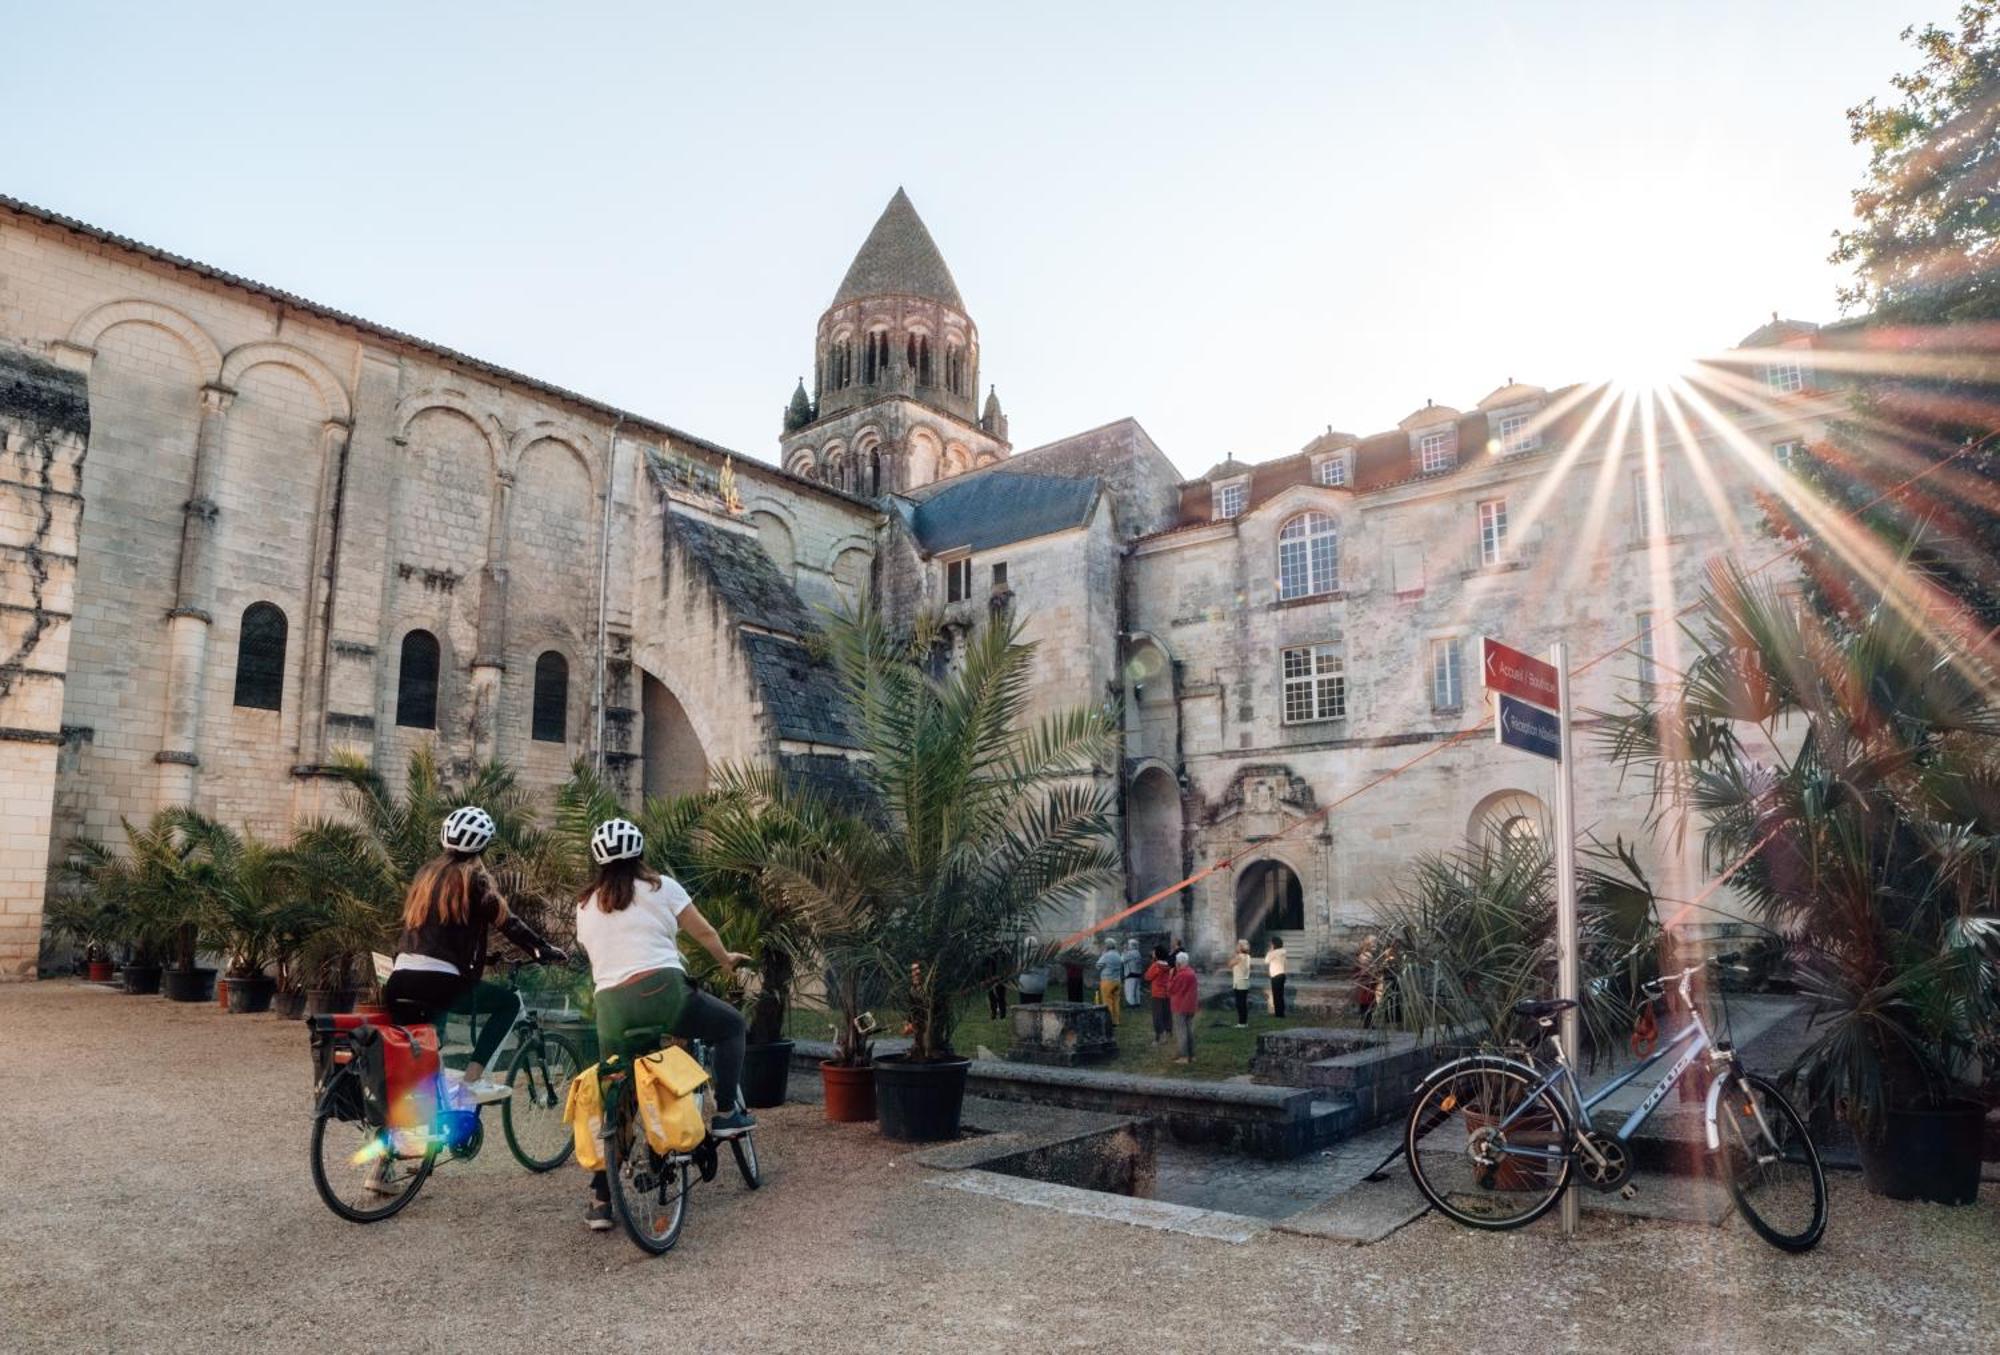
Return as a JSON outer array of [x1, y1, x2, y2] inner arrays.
[[1482, 637, 1561, 711]]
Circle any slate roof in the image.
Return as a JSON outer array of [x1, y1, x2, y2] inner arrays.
[[907, 471, 1100, 554], [745, 634, 861, 749], [778, 750, 882, 823], [662, 510, 819, 637], [833, 189, 966, 311]]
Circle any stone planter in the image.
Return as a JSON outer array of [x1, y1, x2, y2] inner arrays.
[[1006, 1001, 1118, 1066]]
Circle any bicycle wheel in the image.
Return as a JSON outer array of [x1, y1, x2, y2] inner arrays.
[[1716, 1072, 1826, 1252], [605, 1110, 689, 1254], [1406, 1055, 1574, 1231], [310, 1106, 434, 1223], [731, 1131, 762, 1189], [502, 1029, 581, 1172]]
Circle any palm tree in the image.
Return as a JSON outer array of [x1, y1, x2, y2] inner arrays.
[[748, 606, 1121, 1064], [63, 809, 226, 974], [1597, 558, 2000, 1134]]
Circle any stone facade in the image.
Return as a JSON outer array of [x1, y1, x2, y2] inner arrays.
[[0, 188, 1835, 979]]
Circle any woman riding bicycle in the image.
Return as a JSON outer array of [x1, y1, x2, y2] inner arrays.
[[381, 806, 564, 1107], [574, 817, 757, 1232]]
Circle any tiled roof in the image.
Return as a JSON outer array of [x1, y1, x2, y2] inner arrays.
[[747, 634, 860, 750], [661, 509, 819, 638], [908, 471, 1100, 554], [0, 348, 89, 437], [832, 189, 966, 311], [778, 750, 881, 822]]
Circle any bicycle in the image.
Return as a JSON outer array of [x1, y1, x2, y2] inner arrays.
[[1403, 959, 1827, 1252], [308, 962, 585, 1224], [596, 1024, 762, 1255]]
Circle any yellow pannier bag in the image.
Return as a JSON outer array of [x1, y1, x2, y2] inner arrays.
[[563, 1063, 605, 1173], [635, 1046, 710, 1155]]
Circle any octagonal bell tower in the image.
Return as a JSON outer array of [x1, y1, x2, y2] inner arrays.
[[779, 189, 1009, 496]]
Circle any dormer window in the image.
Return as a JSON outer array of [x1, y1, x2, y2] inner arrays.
[[1313, 451, 1351, 487], [1418, 428, 1456, 475], [1213, 478, 1248, 519], [1495, 412, 1539, 456]]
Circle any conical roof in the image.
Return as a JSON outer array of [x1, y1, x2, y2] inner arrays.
[[833, 189, 966, 311]]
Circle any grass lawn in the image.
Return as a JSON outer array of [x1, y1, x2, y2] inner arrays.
[[786, 991, 1363, 1083]]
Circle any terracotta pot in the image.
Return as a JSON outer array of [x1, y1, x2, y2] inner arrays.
[[86, 960, 115, 983], [820, 1060, 877, 1123], [216, 977, 231, 1009]]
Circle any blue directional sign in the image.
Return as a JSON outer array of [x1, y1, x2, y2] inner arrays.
[[1497, 693, 1561, 761]]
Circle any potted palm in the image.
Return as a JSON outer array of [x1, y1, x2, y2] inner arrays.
[[65, 812, 211, 997], [42, 891, 120, 981], [203, 827, 294, 1014], [1599, 560, 2000, 1203], [760, 607, 1119, 1142]]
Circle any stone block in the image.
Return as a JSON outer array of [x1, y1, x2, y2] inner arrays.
[[1006, 1001, 1118, 1066]]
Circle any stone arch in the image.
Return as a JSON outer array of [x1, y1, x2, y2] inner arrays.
[[509, 436, 597, 641], [974, 452, 999, 468], [504, 422, 599, 496], [1469, 788, 1549, 851], [786, 447, 818, 478], [640, 670, 710, 800], [1123, 633, 1177, 767], [1234, 856, 1305, 947], [394, 391, 504, 471], [218, 341, 351, 423], [66, 299, 222, 379], [831, 544, 872, 606], [942, 442, 971, 477], [907, 427, 942, 487], [1127, 762, 1184, 913], [749, 510, 797, 581], [397, 406, 496, 580]]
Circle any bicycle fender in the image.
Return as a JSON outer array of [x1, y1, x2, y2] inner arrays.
[[1702, 1070, 1728, 1151]]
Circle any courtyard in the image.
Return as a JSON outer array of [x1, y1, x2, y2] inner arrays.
[[3, 981, 1993, 1354]]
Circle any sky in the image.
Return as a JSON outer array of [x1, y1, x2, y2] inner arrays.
[[0, 1, 1951, 477]]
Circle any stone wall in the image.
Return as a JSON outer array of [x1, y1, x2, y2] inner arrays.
[[0, 349, 88, 977]]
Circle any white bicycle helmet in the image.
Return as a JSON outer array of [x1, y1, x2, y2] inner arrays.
[[440, 805, 496, 854], [591, 817, 646, 865]]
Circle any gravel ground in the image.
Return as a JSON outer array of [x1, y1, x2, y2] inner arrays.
[[3, 981, 1995, 1354]]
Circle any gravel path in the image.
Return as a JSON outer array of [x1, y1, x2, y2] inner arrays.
[[2, 981, 1994, 1354]]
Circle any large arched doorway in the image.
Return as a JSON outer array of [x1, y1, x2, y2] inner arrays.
[[1468, 789, 1549, 855], [1234, 859, 1304, 947], [641, 672, 709, 801], [1126, 765, 1183, 915]]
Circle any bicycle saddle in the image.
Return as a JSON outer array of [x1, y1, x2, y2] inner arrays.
[[1512, 997, 1578, 1020]]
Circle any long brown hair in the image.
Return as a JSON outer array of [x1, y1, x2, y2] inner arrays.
[[584, 856, 661, 914], [402, 852, 483, 929]]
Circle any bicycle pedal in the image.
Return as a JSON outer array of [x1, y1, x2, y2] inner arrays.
[[1619, 1184, 1637, 1201]]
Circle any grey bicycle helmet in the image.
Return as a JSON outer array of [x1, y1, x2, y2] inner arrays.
[[440, 805, 497, 854], [590, 817, 646, 865]]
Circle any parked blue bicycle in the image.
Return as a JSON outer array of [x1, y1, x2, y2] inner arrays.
[[1404, 960, 1827, 1251]]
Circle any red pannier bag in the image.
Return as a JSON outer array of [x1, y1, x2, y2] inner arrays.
[[309, 1014, 439, 1129]]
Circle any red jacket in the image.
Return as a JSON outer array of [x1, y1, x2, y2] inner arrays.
[[1144, 960, 1171, 999], [1167, 965, 1199, 1016]]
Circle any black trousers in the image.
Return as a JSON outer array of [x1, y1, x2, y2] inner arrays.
[[1270, 975, 1288, 1018], [383, 969, 521, 1070], [987, 983, 1007, 1020], [1150, 995, 1171, 1037], [1233, 988, 1250, 1025]]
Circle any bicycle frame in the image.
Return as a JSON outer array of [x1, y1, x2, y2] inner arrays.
[[1483, 993, 1730, 1165]]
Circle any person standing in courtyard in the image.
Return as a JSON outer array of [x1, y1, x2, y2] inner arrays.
[[1144, 944, 1173, 1044], [1266, 934, 1288, 1018], [1122, 936, 1144, 1013], [1096, 940, 1124, 1025], [1168, 950, 1200, 1063], [1016, 938, 1048, 1005], [1229, 939, 1253, 1027], [983, 945, 1008, 1021]]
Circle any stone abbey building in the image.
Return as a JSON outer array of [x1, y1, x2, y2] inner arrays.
[[0, 190, 1833, 978]]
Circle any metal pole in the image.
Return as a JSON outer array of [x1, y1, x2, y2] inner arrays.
[[1551, 640, 1581, 1238]]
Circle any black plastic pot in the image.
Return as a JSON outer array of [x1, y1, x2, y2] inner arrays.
[[873, 1053, 971, 1142], [271, 988, 308, 1020], [121, 963, 162, 995], [161, 966, 216, 1003], [741, 1040, 795, 1109], [226, 974, 276, 1013], [1858, 1099, 1985, 1205], [304, 988, 357, 1017]]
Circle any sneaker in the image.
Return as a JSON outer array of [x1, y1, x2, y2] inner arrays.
[[710, 1108, 757, 1139], [363, 1161, 400, 1196], [584, 1198, 613, 1232], [463, 1077, 512, 1105]]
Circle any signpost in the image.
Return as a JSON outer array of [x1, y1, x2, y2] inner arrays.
[[1483, 637, 1581, 1238]]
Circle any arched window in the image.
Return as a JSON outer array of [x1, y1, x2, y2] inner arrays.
[[531, 651, 568, 744], [231, 602, 287, 710], [1277, 512, 1339, 599], [395, 630, 440, 730]]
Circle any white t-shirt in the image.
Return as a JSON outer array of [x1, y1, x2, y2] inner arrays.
[[1267, 947, 1288, 978], [575, 875, 691, 992]]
